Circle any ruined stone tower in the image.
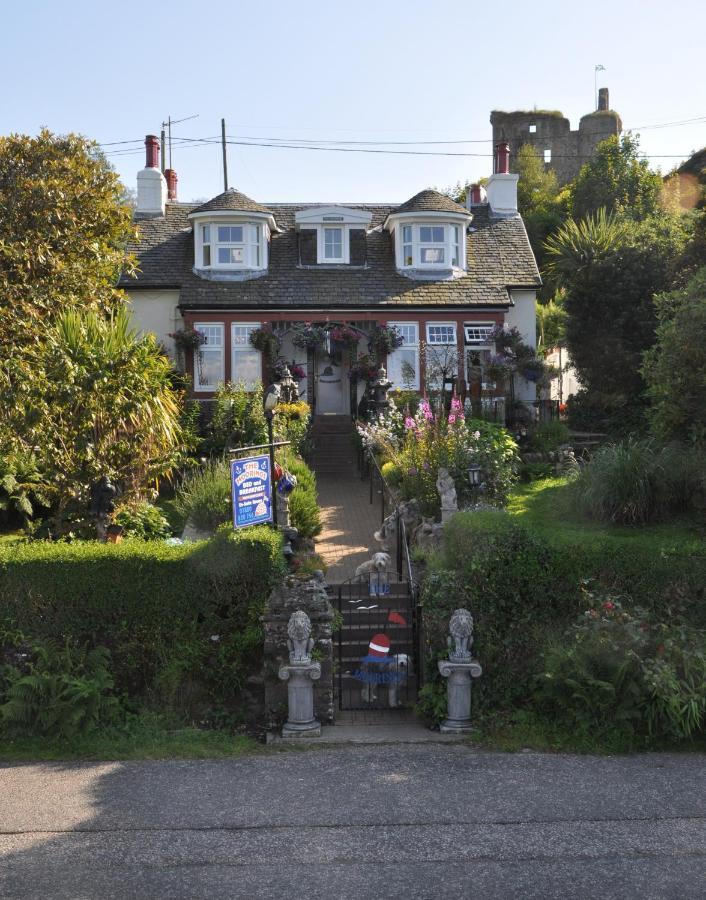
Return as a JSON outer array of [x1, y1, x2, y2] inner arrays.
[[490, 88, 622, 186]]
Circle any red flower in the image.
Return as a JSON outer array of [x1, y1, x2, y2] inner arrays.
[[602, 601, 615, 612]]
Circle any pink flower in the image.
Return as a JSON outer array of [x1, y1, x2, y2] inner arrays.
[[408, 467, 418, 476], [602, 601, 615, 612], [420, 399, 433, 421], [404, 416, 415, 430], [448, 414, 456, 424]]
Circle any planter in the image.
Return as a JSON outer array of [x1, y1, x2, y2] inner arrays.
[[249, 326, 281, 359], [369, 325, 404, 356]]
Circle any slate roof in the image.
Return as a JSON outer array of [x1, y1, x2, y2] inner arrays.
[[388, 189, 470, 217], [121, 201, 540, 311], [189, 188, 273, 216]]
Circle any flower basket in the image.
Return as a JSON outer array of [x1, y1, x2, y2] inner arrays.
[[291, 324, 327, 350], [369, 325, 404, 356], [169, 327, 207, 352], [273, 357, 307, 381], [517, 357, 546, 382], [329, 325, 361, 351], [249, 325, 281, 359], [484, 354, 513, 383], [348, 354, 382, 383]]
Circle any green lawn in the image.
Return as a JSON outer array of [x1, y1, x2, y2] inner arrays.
[[0, 714, 262, 762], [508, 477, 704, 552]]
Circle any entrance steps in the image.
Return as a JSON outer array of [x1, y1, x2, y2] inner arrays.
[[311, 418, 358, 475]]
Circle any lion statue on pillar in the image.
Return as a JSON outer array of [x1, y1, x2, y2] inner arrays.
[[447, 608, 474, 660], [287, 609, 315, 663]]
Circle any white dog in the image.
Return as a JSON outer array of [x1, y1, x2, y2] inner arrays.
[[387, 653, 413, 708], [354, 552, 391, 577]]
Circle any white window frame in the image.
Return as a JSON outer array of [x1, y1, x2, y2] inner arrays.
[[387, 322, 420, 390], [195, 220, 268, 271], [464, 322, 495, 345], [426, 322, 457, 346], [303, 224, 352, 265], [194, 322, 224, 392], [323, 226, 344, 262], [231, 322, 262, 391], [396, 222, 465, 270]]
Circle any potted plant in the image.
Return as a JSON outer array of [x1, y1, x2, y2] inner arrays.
[[329, 325, 361, 351], [291, 323, 327, 350], [348, 354, 382, 384], [249, 324, 281, 360], [369, 325, 404, 356], [169, 327, 207, 353], [517, 356, 547, 383]]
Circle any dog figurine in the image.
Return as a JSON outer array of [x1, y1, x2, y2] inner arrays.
[[354, 551, 391, 577], [387, 653, 413, 708], [374, 500, 422, 552]]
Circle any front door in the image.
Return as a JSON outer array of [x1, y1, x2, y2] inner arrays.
[[316, 358, 344, 414]]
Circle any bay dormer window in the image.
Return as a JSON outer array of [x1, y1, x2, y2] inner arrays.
[[195, 221, 268, 271], [392, 221, 467, 270]]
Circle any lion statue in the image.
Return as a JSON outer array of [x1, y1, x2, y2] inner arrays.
[[287, 609, 314, 663], [447, 608, 474, 660]]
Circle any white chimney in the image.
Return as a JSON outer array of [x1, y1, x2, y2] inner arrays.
[[485, 142, 519, 216], [136, 135, 167, 216]]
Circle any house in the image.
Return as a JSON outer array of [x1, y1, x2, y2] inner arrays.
[[121, 135, 541, 420]]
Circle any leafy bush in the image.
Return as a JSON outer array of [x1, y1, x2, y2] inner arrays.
[[527, 421, 571, 454], [114, 502, 173, 540], [0, 451, 50, 528], [418, 510, 706, 717], [380, 461, 402, 485], [572, 438, 704, 525], [174, 459, 231, 531], [520, 462, 555, 482], [274, 400, 311, 456], [2, 641, 121, 738], [0, 527, 284, 722], [279, 452, 321, 539], [206, 381, 267, 454], [538, 593, 706, 740]]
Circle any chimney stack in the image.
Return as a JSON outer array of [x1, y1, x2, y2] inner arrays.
[[465, 183, 486, 209], [136, 134, 168, 217], [495, 141, 510, 174], [165, 168, 178, 201], [485, 142, 519, 217], [598, 87, 609, 111]]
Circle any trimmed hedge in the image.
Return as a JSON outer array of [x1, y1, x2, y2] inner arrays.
[[0, 526, 284, 721], [420, 511, 706, 711]]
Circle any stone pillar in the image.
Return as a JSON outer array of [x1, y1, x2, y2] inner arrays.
[[279, 658, 322, 738], [263, 572, 334, 730], [437, 608, 482, 733]]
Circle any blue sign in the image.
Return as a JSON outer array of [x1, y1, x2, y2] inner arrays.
[[231, 455, 272, 529]]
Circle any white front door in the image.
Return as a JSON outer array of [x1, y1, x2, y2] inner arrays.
[[317, 360, 344, 413]]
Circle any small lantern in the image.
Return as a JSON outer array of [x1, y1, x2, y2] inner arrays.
[[277, 472, 298, 496], [467, 463, 482, 488]]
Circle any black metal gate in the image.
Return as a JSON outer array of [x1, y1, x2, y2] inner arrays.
[[337, 570, 417, 711]]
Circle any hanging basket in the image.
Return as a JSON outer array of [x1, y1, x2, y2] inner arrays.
[[369, 325, 404, 355]]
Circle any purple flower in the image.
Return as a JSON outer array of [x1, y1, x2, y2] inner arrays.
[[420, 398, 433, 421], [408, 467, 418, 476], [423, 462, 431, 471]]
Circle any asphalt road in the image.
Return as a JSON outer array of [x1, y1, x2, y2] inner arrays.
[[1, 745, 705, 899]]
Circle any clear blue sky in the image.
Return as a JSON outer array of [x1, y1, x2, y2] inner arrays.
[[2, 0, 704, 203]]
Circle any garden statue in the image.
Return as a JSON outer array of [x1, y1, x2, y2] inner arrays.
[[89, 475, 116, 542], [371, 365, 392, 414], [287, 609, 315, 663], [438, 607, 482, 733], [448, 608, 474, 661], [278, 365, 299, 404], [436, 467, 458, 523]]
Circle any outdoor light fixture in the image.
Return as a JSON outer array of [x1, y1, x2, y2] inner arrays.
[[467, 463, 482, 488]]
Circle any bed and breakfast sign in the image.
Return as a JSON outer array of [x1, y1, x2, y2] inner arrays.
[[231, 455, 272, 528]]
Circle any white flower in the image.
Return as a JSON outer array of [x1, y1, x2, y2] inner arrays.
[[210, 634, 221, 642]]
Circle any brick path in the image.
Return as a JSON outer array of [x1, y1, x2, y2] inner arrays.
[[314, 469, 383, 583]]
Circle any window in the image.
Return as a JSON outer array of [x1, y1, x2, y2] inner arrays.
[[427, 323, 457, 345], [387, 322, 419, 390], [419, 225, 445, 264], [202, 225, 211, 267], [396, 222, 465, 269], [425, 322, 457, 391], [231, 323, 262, 391], [544, 148, 552, 164], [323, 227, 343, 261], [464, 323, 495, 345], [403, 225, 413, 267], [195, 221, 267, 270], [194, 323, 224, 391], [529, 123, 537, 133]]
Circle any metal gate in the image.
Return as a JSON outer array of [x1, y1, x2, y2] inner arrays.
[[337, 570, 417, 711]]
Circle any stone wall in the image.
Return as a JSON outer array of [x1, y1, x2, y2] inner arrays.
[[263, 572, 335, 727], [490, 104, 621, 186]]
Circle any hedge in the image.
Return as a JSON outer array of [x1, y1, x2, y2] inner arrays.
[[0, 526, 284, 721], [420, 511, 706, 711]]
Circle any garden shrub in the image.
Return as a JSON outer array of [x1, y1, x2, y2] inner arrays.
[[279, 452, 321, 539], [418, 509, 706, 717], [274, 400, 312, 457], [1, 641, 121, 738], [114, 501, 173, 540], [0, 526, 284, 723], [206, 381, 268, 454], [527, 421, 571, 454], [572, 438, 705, 525], [174, 459, 231, 531], [537, 593, 706, 740]]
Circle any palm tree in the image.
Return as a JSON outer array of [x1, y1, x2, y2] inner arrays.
[[544, 209, 627, 287]]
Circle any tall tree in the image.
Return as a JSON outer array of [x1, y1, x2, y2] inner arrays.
[[569, 133, 663, 221], [512, 144, 567, 276], [0, 129, 136, 352]]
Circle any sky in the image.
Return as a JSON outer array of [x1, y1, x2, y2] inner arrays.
[[1, 0, 705, 204]]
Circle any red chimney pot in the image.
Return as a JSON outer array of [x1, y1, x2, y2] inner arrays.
[[470, 184, 482, 204], [165, 169, 178, 200], [495, 142, 510, 175], [145, 134, 160, 169]]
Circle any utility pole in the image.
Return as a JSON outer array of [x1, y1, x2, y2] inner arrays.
[[221, 118, 229, 191], [160, 127, 166, 173]]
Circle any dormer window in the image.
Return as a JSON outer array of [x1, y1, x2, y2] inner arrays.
[[295, 206, 372, 267], [195, 220, 268, 271], [394, 222, 466, 270]]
